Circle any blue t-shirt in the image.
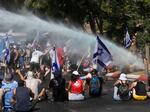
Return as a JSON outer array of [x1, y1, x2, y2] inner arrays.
[[2, 80, 18, 108]]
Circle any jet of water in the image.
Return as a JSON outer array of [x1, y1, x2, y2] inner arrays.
[[0, 9, 144, 70]]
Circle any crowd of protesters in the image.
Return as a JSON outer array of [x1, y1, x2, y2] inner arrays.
[[0, 39, 148, 112]]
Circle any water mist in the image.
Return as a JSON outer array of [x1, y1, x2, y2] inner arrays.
[[0, 9, 144, 70]]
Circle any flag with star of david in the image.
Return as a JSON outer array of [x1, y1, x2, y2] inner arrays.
[[93, 36, 112, 71], [124, 30, 132, 48]]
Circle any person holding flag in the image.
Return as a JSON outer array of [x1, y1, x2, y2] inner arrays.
[[50, 46, 60, 79]]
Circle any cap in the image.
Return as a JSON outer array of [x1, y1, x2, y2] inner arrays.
[[119, 73, 127, 81], [72, 71, 80, 76]]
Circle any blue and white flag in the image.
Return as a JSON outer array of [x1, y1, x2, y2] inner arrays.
[[50, 47, 60, 73], [93, 36, 112, 71], [124, 30, 132, 48], [2, 33, 11, 63], [0, 38, 5, 59]]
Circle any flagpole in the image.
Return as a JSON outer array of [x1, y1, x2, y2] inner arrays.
[[77, 51, 88, 71], [32, 31, 39, 48], [4, 30, 12, 78]]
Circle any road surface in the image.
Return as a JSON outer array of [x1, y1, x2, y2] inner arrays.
[[35, 81, 150, 112]]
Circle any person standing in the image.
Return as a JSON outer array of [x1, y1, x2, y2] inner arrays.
[[30, 49, 43, 72]]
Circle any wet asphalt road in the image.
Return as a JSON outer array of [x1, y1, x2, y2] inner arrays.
[[35, 81, 150, 112]]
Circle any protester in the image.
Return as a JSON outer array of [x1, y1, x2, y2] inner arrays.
[[67, 71, 84, 101], [13, 45, 19, 69], [30, 49, 43, 72], [41, 48, 51, 67], [1, 73, 18, 111], [25, 47, 32, 63], [16, 69, 42, 100], [0, 89, 4, 111], [0, 65, 4, 111], [113, 73, 131, 101], [12, 80, 36, 112], [89, 69, 103, 97], [130, 79, 147, 101], [49, 71, 67, 102], [18, 47, 25, 69]]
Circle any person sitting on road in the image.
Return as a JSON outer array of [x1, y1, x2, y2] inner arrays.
[[130, 79, 147, 101], [113, 73, 131, 101], [16, 69, 42, 100], [1, 73, 18, 111], [12, 80, 36, 112], [49, 71, 67, 102], [89, 69, 103, 97], [67, 71, 84, 101]]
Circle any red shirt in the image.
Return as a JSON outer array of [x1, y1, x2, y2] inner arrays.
[[70, 79, 83, 94]]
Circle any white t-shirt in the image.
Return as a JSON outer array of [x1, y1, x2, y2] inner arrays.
[[30, 50, 43, 63], [25, 78, 41, 99]]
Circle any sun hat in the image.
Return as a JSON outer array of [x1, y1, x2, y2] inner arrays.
[[72, 71, 80, 76], [119, 73, 127, 81]]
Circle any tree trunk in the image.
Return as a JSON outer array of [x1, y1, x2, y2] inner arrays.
[[96, 17, 103, 35], [89, 14, 96, 34]]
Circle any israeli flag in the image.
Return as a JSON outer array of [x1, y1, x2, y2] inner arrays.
[[0, 38, 5, 60], [93, 36, 112, 71], [2, 33, 11, 63], [50, 47, 60, 73], [124, 30, 132, 48]]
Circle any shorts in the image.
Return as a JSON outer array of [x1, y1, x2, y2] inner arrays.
[[68, 92, 84, 101]]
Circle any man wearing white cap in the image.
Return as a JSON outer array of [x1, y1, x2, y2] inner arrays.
[[113, 73, 131, 101]]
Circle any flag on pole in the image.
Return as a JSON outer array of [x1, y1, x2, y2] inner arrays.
[[3, 33, 11, 64], [124, 30, 132, 48], [50, 47, 60, 73], [93, 36, 112, 71], [0, 38, 5, 60]]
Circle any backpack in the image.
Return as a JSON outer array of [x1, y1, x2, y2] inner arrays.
[[117, 82, 129, 99], [89, 76, 100, 95]]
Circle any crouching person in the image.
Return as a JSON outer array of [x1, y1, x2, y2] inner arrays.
[[130, 79, 147, 101], [67, 71, 84, 101], [12, 80, 36, 112], [113, 73, 131, 101]]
